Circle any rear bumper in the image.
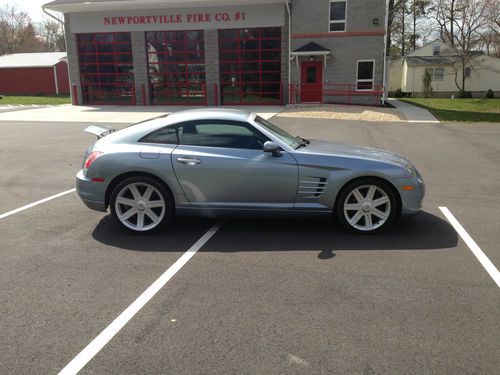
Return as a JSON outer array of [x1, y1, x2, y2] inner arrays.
[[76, 170, 107, 212]]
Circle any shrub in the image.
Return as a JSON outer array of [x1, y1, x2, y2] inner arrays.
[[457, 90, 472, 98], [394, 88, 404, 98], [484, 89, 495, 99], [422, 70, 433, 98]]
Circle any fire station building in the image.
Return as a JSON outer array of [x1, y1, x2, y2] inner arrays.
[[43, 0, 387, 106]]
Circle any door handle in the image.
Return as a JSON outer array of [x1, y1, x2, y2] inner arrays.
[[176, 157, 202, 165]]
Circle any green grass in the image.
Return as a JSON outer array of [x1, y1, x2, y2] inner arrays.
[[401, 98, 500, 122], [0, 95, 71, 105]]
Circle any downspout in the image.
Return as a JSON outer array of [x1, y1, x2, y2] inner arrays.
[[382, 0, 390, 104], [43, 8, 65, 97], [53, 65, 60, 95], [285, 1, 291, 103], [42, 7, 64, 25]]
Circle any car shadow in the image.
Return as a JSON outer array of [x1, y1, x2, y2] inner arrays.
[[92, 211, 458, 256]]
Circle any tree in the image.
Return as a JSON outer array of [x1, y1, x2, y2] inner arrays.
[[410, 0, 431, 51], [38, 18, 66, 52], [388, 0, 431, 56], [483, 0, 500, 56], [429, 0, 487, 91], [0, 4, 45, 55], [429, 0, 457, 45], [422, 69, 433, 97]]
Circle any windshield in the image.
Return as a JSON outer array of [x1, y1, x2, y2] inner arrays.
[[253, 116, 301, 149]]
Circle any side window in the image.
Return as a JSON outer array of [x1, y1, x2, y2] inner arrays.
[[434, 67, 444, 81], [139, 126, 178, 144], [329, 0, 346, 32], [356, 60, 374, 90], [178, 121, 268, 149]]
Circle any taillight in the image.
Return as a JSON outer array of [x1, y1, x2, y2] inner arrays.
[[84, 151, 103, 171]]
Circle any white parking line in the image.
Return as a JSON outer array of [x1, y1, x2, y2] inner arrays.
[[58, 221, 224, 375], [0, 189, 76, 220], [440, 207, 500, 288]]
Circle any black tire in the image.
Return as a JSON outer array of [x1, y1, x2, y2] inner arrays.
[[110, 176, 174, 234], [335, 178, 399, 234]]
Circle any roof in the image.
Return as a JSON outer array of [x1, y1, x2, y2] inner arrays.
[[293, 42, 330, 53], [406, 56, 459, 66], [43, 0, 289, 12], [167, 108, 252, 123], [0, 52, 67, 68]]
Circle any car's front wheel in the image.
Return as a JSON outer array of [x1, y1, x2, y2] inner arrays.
[[110, 176, 173, 233], [336, 178, 399, 234]]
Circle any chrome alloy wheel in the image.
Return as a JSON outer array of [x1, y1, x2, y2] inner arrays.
[[343, 184, 391, 232], [114, 182, 166, 231]]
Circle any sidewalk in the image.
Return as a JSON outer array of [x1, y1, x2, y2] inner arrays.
[[388, 99, 440, 123], [0, 104, 284, 123]]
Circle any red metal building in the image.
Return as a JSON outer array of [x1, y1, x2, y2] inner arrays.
[[0, 52, 69, 95]]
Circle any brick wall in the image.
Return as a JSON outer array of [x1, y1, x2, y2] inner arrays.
[[204, 29, 220, 106], [131, 31, 149, 105], [291, 0, 385, 102]]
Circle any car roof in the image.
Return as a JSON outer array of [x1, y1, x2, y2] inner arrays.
[[96, 108, 255, 145], [166, 108, 253, 123]]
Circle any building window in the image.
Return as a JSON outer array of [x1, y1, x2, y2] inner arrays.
[[329, 0, 347, 32], [146, 30, 205, 105], [77, 32, 134, 105], [434, 67, 444, 80], [464, 67, 471, 78], [433, 45, 440, 56], [219, 27, 281, 105], [356, 60, 374, 90]]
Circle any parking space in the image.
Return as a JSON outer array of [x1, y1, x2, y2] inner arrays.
[[0, 112, 499, 374]]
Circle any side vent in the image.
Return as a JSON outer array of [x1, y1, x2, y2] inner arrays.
[[298, 177, 328, 199]]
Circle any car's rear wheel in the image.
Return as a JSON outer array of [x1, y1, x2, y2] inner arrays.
[[336, 178, 398, 234], [110, 176, 173, 233]]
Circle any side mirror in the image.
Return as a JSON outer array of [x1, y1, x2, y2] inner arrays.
[[263, 141, 282, 157]]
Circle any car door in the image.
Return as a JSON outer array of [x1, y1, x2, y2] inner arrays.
[[171, 120, 299, 209]]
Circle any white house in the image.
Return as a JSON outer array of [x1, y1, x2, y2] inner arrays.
[[389, 39, 500, 97]]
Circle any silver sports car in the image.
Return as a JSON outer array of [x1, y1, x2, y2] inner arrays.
[[77, 108, 424, 234]]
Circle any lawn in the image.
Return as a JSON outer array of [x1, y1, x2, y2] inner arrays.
[[401, 98, 500, 122], [0, 95, 71, 105]]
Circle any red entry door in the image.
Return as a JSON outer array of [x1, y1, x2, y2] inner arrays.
[[301, 61, 323, 103]]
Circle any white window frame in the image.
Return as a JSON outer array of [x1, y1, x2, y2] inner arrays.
[[356, 59, 375, 91], [432, 45, 440, 56], [329, 0, 347, 33]]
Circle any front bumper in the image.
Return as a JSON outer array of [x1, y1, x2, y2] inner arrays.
[[393, 176, 425, 215], [76, 170, 108, 212]]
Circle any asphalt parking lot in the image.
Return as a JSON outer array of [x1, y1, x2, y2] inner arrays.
[[0, 114, 499, 374]]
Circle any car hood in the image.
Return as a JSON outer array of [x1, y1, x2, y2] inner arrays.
[[296, 140, 411, 167]]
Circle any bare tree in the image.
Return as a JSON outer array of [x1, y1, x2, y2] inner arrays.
[[410, 0, 431, 51], [432, 0, 486, 91], [387, 0, 404, 55], [0, 4, 44, 55], [429, 0, 458, 45], [38, 18, 66, 52]]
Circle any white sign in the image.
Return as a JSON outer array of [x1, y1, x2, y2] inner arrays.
[[69, 4, 284, 33]]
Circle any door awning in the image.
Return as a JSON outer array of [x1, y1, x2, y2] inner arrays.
[[291, 42, 331, 68]]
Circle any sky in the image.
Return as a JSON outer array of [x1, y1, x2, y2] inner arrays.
[[0, 0, 53, 24]]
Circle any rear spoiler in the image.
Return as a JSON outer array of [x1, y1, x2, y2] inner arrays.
[[83, 125, 116, 139]]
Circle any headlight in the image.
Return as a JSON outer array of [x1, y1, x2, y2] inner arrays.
[[406, 165, 417, 178]]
